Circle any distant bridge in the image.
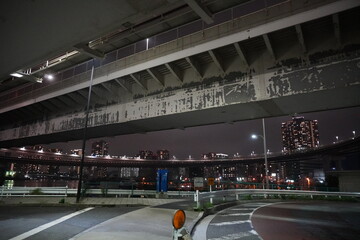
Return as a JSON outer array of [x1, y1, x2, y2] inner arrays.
[[1, 137, 358, 168]]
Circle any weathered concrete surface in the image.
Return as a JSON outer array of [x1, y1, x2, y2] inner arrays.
[[0, 49, 359, 146]]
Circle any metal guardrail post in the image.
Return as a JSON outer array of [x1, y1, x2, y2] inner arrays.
[[0, 185, 4, 199], [194, 190, 200, 209], [65, 185, 68, 198]]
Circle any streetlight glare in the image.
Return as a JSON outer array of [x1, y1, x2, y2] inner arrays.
[[251, 134, 258, 139]]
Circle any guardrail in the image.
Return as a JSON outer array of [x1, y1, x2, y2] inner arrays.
[[3, 186, 359, 207], [0, 186, 194, 199], [0, 186, 69, 197], [194, 189, 360, 208]]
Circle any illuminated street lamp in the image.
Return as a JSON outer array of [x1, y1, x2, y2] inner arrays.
[[251, 118, 269, 189], [353, 131, 356, 139]]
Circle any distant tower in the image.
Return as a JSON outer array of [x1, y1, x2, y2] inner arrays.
[[281, 116, 319, 153], [91, 140, 109, 156]]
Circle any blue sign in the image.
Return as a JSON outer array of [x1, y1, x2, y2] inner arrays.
[[156, 169, 168, 192]]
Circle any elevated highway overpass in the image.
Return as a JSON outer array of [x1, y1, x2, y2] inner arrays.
[[0, 0, 359, 147], [1, 137, 358, 168]]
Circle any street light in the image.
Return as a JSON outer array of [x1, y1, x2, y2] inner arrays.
[[353, 131, 356, 139], [251, 118, 269, 189]]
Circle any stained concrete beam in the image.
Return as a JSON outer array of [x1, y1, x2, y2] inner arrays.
[[263, 34, 276, 60], [208, 50, 225, 75], [233, 42, 249, 67], [165, 63, 183, 83], [147, 68, 165, 87], [332, 13, 341, 47], [130, 74, 147, 91], [295, 24, 307, 54], [115, 78, 133, 94], [186, 57, 203, 79]]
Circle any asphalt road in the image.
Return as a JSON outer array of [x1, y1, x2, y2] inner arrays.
[[252, 201, 360, 240], [0, 206, 141, 240], [193, 201, 360, 240]]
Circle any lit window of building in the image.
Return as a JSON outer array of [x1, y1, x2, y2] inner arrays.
[[281, 116, 319, 153]]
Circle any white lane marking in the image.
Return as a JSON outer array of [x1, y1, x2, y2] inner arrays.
[[193, 214, 218, 240], [9, 207, 94, 240], [249, 202, 283, 240], [210, 220, 251, 226], [219, 213, 250, 216], [207, 231, 257, 240], [230, 208, 256, 211]]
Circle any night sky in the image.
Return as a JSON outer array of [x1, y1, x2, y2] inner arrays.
[[45, 106, 360, 159]]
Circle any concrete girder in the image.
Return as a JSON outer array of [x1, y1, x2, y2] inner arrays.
[[32, 103, 51, 118], [2, 0, 359, 115], [36, 102, 52, 113], [59, 95, 78, 106], [40, 101, 58, 112], [55, 96, 72, 108], [184, 0, 213, 24], [208, 50, 225, 75], [185, 57, 203, 79], [263, 34, 276, 60], [67, 92, 87, 105], [16, 108, 31, 118], [26, 104, 43, 117], [78, 89, 102, 105], [332, 13, 341, 47], [130, 74, 147, 91], [295, 24, 307, 54], [8, 110, 24, 120], [25, 105, 44, 117], [48, 98, 67, 110], [73, 43, 104, 59], [101, 82, 119, 98], [91, 85, 108, 101], [115, 78, 132, 94], [146, 68, 165, 87], [165, 63, 183, 83], [233, 42, 249, 67]]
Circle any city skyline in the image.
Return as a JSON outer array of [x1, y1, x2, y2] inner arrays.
[[43, 106, 360, 159]]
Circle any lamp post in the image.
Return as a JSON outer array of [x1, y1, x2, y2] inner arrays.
[[76, 65, 94, 203], [251, 118, 269, 189]]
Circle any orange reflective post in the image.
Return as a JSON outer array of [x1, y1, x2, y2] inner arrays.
[[172, 209, 186, 230]]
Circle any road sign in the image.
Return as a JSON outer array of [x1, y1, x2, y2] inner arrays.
[[208, 178, 215, 186], [194, 177, 204, 188]]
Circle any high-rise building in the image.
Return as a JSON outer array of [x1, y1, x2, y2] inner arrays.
[[139, 150, 154, 159], [91, 140, 109, 156], [281, 116, 320, 153], [157, 150, 170, 160]]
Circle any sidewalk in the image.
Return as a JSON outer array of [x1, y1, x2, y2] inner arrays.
[[1, 196, 201, 239]]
